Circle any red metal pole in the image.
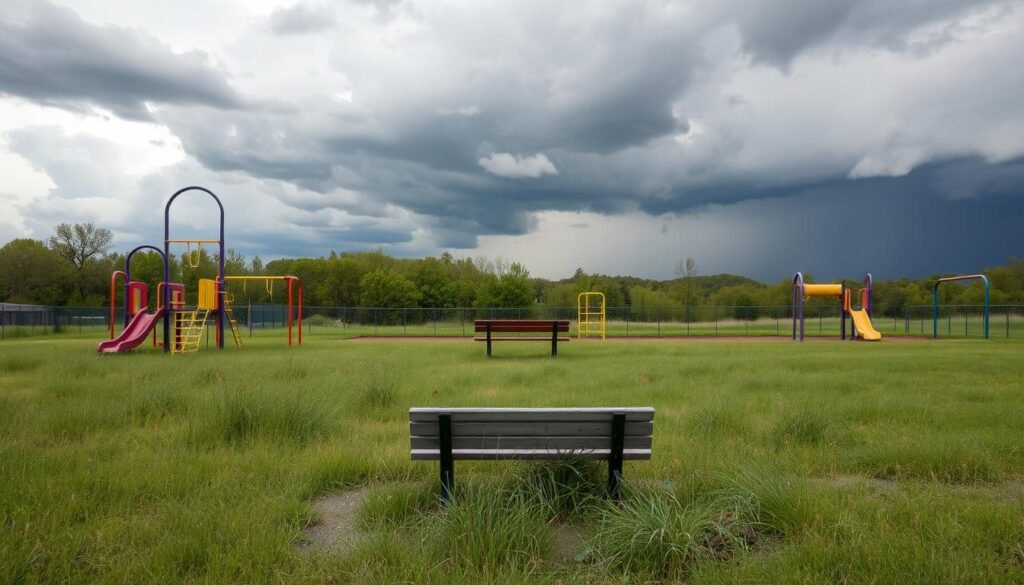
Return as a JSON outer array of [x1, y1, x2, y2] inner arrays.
[[297, 278, 303, 346], [110, 271, 126, 339]]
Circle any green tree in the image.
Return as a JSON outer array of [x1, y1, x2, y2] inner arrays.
[[48, 222, 113, 270], [48, 222, 114, 299], [360, 269, 421, 308], [0, 239, 70, 304], [475, 262, 534, 308], [412, 257, 457, 308]]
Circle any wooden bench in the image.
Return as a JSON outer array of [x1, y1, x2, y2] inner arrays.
[[474, 319, 571, 357], [410, 407, 655, 501]]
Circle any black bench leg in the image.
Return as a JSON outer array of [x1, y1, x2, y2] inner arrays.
[[439, 413, 454, 504], [608, 413, 625, 500], [551, 320, 557, 357], [486, 323, 492, 358]]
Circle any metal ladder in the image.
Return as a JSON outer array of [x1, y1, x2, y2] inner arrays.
[[225, 295, 242, 346], [173, 309, 209, 354]]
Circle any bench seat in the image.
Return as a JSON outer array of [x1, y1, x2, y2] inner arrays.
[[474, 319, 571, 357], [410, 407, 655, 501]]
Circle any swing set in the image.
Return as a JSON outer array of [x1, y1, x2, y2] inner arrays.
[[223, 276, 304, 346]]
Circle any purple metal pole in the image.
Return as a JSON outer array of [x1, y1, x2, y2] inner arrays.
[[124, 245, 169, 343], [165, 186, 227, 351]]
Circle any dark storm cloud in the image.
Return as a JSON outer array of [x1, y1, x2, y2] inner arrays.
[[724, 0, 1006, 65], [268, 3, 336, 35], [0, 2, 243, 120], [4, 0, 1023, 267]]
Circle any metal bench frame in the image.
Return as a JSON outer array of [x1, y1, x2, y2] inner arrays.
[[473, 319, 571, 357], [410, 407, 655, 502]]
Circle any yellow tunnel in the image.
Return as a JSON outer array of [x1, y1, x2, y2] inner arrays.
[[803, 284, 842, 297]]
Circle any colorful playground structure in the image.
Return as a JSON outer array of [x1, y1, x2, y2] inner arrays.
[[577, 292, 606, 340], [791, 272, 881, 342], [98, 186, 303, 354]]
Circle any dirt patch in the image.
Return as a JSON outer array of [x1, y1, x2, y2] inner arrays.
[[300, 488, 371, 553], [478, 387, 499, 398], [553, 524, 590, 563]]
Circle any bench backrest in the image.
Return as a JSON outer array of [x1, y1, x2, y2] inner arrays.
[[474, 319, 571, 333], [410, 407, 654, 461]]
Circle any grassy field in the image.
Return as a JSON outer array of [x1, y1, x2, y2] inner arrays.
[[2, 332, 1023, 583]]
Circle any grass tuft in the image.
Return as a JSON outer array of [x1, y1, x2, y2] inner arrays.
[[591, 483, 757, 579], [0, 354, 42, 374], [513, 455, 605, 521], [434, 480, 553, 571], [357, 366, 399, 410], [357, 482, 437, 530], [770, 409, 832, 449], [189, 386, 333, 446]]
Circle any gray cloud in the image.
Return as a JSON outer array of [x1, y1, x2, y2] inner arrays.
[[3, 0, 1023, 273], [722, 0, 1007, 66], [268, 3, 336, 35], [0, 2, 243, 120]]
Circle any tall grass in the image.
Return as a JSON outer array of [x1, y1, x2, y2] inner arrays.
[[2, 335, 1024, 583]]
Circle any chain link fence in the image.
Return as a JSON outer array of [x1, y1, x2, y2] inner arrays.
[[8, 302, 1022, 340]]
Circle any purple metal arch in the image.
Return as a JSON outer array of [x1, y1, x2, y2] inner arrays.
[[124, 245, 168, 328], [864, 273, 873, 317], [164, 186, 226, 352]]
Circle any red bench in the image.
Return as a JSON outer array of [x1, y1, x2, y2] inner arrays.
[[474, 319, 571, 357]]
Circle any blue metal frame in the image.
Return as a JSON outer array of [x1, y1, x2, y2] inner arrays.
[[933, 274, 989, 339]]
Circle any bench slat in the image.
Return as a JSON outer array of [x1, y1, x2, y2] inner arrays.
[[474, 320, 570, 333], [410, 407, 655, 423], [412, 448, 652, 461], [410, 420, 653, 437], [411, 435, 652, 451], [475, 328, 571, 333], [474, 320, 571, 325]]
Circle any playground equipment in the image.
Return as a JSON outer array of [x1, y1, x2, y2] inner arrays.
[[223, 276, 303, 346], [792, 272, 880, 341], [99, 245, 172, 353], [933, 274, 989, 339], [98, 185, 304, 354], [577, 292, 606, 340]]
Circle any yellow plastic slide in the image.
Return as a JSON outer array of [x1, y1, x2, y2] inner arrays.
[[848, 309, 882, 341]]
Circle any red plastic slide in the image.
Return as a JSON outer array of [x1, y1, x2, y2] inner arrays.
[[97, 309, 165, 353]]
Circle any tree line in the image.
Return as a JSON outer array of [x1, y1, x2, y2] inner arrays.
[[1, 223, 1022, 315]]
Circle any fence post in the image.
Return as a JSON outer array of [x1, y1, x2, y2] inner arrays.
[[1007, 308, 1010, 338], [403, 308, 407, 336], [374, 308, 379, 335]]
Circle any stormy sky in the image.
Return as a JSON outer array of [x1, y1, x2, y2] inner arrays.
[[0, 0, 1022, 282]]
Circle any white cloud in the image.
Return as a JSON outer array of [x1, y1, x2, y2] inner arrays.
[[477, 152, 559, 179], [436, 105, 480, 117]]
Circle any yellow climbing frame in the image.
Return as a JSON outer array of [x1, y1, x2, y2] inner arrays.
[[577, 292, 606, 340]]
